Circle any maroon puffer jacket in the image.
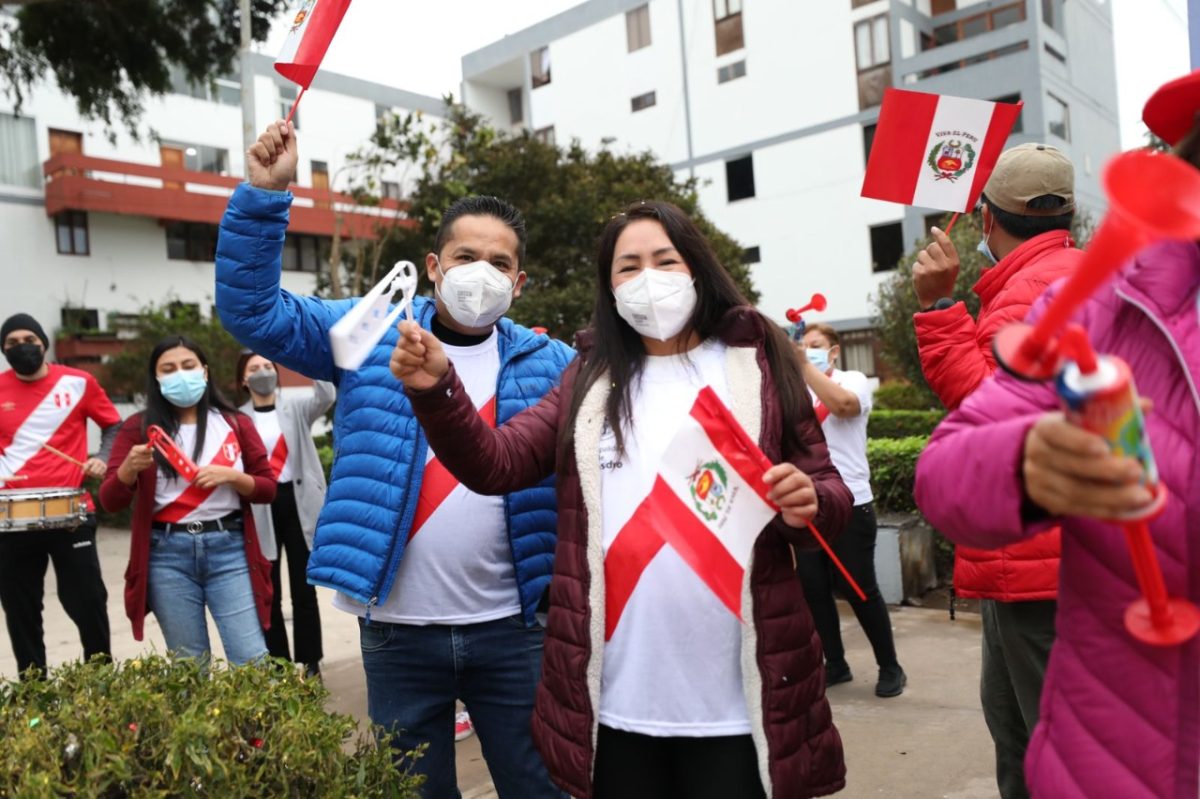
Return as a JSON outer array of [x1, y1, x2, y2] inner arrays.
[[407, 307, 853, 798]]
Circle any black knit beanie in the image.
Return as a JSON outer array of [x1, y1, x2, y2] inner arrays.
[[1, 314, 49, 349]]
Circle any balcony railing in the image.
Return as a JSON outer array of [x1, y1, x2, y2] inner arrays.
[[42, 153, 408, 241]]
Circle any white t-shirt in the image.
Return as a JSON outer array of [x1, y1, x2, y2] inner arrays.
[[250, 407, 293, 483], [598, 339, 751, 737], [810, 368, 873, 506], [334, 330, 520, 625], [153, 411, 243, 522]]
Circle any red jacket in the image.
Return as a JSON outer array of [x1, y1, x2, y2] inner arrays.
[[407, 307, 854, 799], [915, 229, 1080, 601], [99, 411, 276, 640]]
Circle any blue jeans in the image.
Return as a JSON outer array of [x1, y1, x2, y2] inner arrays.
[[359, 614, 563, 799], [147, 527, 267, 665]]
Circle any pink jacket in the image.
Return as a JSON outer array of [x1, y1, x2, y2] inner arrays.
[[914, 240, 1200, 798]]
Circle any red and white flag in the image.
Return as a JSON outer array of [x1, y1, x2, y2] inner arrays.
[[604, 387, 779, 640], [274, 0, 353, 90], [861, 88, 1023, 214]]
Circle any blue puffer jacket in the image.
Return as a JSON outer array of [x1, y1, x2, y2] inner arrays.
[[215, 184, 575, 624]]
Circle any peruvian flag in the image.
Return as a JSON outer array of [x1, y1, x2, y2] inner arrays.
[[861, 88, 1023, 214], [274, 0, 353, 89], [604, 387, 779, 640]]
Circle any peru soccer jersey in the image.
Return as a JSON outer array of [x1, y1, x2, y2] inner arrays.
[[152, 411, 243, 524], [251, 407, 292, 483], [0, 364, 121, 508]]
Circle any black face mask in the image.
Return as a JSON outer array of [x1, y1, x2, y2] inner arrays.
[[4, 343, 45, 376]]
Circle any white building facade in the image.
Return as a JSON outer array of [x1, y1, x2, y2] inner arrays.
[[0, 54, 442, 387], [463, 0, 1121, 375]]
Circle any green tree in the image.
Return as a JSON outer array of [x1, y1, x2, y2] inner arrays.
[[0, 0, 286, 132], [343, 104, 756, 339], [104, 301, 244, 403], [871, 210, 1092, 406]]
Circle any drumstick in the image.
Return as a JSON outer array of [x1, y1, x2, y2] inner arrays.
[[41, 443, 87, 470], [0, 474, 29, 482]]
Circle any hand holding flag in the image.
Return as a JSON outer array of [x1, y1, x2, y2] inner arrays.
[[247, 121, 298, 191]]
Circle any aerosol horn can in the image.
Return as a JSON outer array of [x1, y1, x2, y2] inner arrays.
[[1056, 354, 1160, 517]]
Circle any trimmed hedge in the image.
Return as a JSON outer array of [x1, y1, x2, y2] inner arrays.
[[0, 655, 423, 798], [873, 381, 940, 411], [868, 409, 946, 440], [868, 435, 927, 514]]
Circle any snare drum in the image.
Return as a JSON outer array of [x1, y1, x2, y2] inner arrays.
[[0, 488, 89, 532]]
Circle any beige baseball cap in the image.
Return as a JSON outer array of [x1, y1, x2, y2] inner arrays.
[[982, 143, 1075, 216]]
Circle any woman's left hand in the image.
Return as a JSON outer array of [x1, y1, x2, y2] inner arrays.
[[763, 463, 819, 527], [193, 465, 242, 490]]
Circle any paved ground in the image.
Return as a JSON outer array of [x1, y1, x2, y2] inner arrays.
[[0, 527, 1000, 798]]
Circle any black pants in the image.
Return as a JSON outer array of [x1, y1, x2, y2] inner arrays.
[[593, 725, 766, 799], [263, 482, 323, 665], [980, 598, 1056, 799], [796, 502, 898, 668], [0, 520, 110, 678]]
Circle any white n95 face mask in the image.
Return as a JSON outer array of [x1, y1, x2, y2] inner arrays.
[[613, 269, 697, 342], [436, 259, 516, 328]]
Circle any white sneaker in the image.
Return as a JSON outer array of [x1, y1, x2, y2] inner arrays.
[[454, 711, 475, 742]]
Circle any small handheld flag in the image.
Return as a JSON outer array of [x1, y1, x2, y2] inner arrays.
[[861, 89, 1022, 218], [330, 261, 419, 371], [274, 0, 353, 122]]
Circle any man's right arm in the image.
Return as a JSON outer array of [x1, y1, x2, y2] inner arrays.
[[215, 121, 352, 382]]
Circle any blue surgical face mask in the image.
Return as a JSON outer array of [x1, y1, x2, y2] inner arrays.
[[805, 347, 831, 373], [977, 217, 998, 266], [158, 369, 208, 408]]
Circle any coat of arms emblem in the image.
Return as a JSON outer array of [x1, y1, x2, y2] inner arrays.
[[928, 138, 977, 182], [688, 460, 729, 523], [290, 0, 315, 31]]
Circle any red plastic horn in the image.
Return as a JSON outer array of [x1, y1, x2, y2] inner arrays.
[[785, 293, 828, 323], [995, 150, 1200, 380]]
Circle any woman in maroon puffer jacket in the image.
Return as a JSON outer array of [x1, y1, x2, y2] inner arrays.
[[392, 201, 853, 799]]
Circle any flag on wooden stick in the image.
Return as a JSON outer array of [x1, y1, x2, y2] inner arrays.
[[274, 0, 353, 120]]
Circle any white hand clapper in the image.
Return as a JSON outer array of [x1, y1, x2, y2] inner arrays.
[[329, 261, 419, 370]]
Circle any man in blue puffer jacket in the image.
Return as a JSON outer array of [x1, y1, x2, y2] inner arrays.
[[215, 121, 573, 799]]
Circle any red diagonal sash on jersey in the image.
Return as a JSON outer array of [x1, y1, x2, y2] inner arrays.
[[812, 397, 831, 425], [409, 397, 497, 540], [269, 435, 289, 480], [154, 430, 240, 523]]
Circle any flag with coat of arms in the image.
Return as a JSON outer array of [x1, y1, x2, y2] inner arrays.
[[274, 0, 353, 90], [861, 88, 1024, 214], [604, 387, 780, 641]]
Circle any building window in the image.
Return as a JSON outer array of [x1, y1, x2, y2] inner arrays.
[[717, 60, 747, 83], [507, 88, 524, 125], [931, 0, 956, 13], [854, 15, 890, 70], [742, 246, 761, 264], [161, 142, 229, 176], [862, 123, 877, 164], [851, 0, 881, 7], [992, 93, 1023, 133], [531, 47, 551, 88], [627, 4, 652, 52], [1047, 93, 1070, 141], [535, 126, 556, 146], [54, 212, 90, 256], [166, 222, 219, 262], [839, 329, 879, 377], [631, 91, 657, 112], [0, 113, 39, 189], [60, 307, 100, 332], [279, 85, 299, 128], [282, 233, 329, 273], [1041, 0, 1057, 29], [713, 0, 744, 56], [870, 221, 904, 273], [381, 181, 401, 201], [726, 154, 755, 202], [930, 1, 1025, 46]]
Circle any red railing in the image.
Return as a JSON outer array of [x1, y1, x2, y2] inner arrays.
[[42, 153, 409, 241]]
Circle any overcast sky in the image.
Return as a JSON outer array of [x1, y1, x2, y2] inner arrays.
[[264, 0, 1189, 150]]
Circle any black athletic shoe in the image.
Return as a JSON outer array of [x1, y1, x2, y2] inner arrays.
[[825, 660, 853, 686], [875, 665, 907, 697]]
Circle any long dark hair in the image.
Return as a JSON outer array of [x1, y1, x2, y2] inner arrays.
[[143, 336, 238, 479], [562, 200, 809, 457]]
